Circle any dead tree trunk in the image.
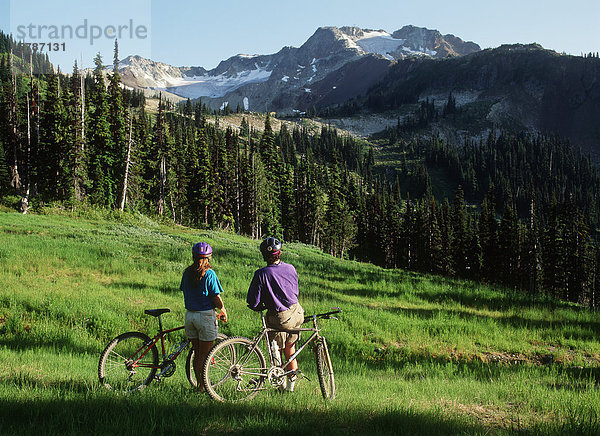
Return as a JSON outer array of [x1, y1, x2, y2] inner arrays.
[[8, 48, 21, 192], [158, 155, 166, 216], [119, 109, 133, 211]]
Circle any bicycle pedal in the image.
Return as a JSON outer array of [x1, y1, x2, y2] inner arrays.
[[296, 370, 310, 382], [248, 377, 260, 387]]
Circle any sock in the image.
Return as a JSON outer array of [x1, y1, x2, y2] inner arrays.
[[285, 375, 297, 392]]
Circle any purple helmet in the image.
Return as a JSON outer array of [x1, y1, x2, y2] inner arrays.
[[192, 242, 213, 257]]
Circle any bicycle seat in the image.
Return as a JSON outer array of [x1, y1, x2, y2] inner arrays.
[[145, 308, 171, 317]]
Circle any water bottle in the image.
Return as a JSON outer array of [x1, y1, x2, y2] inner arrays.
[[271, 340, 282, 366]]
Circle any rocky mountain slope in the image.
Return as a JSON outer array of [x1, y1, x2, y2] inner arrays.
[[116, 25, 480, 112], [349, 44, 600, 156]]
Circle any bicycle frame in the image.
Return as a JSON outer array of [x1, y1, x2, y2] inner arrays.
[[200, 308, 339, 401], [240, 313, 325, 381], [128, 319, 188, 371]]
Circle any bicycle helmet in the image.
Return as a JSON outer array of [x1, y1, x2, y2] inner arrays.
[[192, 242, 213, 257], [260, 237, 282, 255]]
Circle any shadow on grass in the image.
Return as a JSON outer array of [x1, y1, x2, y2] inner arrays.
[[316, 291, 600, 384], [215, 246, 259, 266], [0, 392, 490, 436], [552, 366, 600, 390], [0, 334, 100, 355], [108, 281, 155, 291], [108, 280, 184, 296], [324, 273, 600, 342], [2, 373, 94, 394], [385, 305, 600, 342], [415, 274, 576, 312], [305, 251, 579, 315]]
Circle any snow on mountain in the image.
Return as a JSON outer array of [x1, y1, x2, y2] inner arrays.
[[336, 26, 473, 59], [157, 65, 271, 99], [354, 30, 409, 60], [118, 55, 271, 99]]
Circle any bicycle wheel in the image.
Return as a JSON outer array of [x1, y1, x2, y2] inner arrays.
[[202, 336, 267, 402], [98, 331, 158, 393], [315, 338, 335, 399], [185, 332, 228, 387]]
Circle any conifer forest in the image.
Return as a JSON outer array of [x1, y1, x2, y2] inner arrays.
[[1, 32, 600, 307]]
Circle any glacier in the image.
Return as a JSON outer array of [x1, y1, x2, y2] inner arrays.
[[154, 65, 271, 99]]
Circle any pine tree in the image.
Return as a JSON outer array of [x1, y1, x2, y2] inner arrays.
[[240, 116, 249, 138], [280, 164, 297, 241], [212, 127, 234, 229], [563, 197, 593, 303], [5, 48, 22, 194], [126, 108, 150, 210], [542, 197, 567, 299], [295, 151, 323, 246], [425, 197, 444, 274], [399, 194, 416, 270], [479, 187, 499, 282], [323, 157, 356, 258], [109, 40, 127, 209], [258, 113, 282, 237], [451, 186, 469, 277], [151, 94, 168, 216], [522, 194, 542, 295], [119, 107, 134, 211], [439, 199, 454, 275], [38, 73, 67, 199], [66, 60, 87, 202], [498, 202, 520, 288], [88, 53, 114, 206]]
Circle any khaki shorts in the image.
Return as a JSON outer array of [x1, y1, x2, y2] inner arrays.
[[266, 303, 305, 348], [185, 310, 218, 341]]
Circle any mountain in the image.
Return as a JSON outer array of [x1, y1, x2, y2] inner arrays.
[[105, 26, 600, 156], [350, 44, 600, 156], [116, 25, 480, 111]]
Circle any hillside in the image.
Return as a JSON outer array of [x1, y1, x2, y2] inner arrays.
[[1, 210, 600, 434], [339, 44, 600, 158], [143, 99, 350, 138]]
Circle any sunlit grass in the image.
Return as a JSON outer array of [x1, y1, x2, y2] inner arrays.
[[1, 210, 600, 434]]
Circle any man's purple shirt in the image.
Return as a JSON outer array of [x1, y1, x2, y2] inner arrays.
[[246, 261, 299, 312]]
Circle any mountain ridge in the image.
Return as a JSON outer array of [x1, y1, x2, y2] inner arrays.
[[349, 43, 600, 156], [114, 25, 480, 111]]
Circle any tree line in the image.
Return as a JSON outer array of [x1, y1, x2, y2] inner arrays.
[[1, 35, 600, 307]]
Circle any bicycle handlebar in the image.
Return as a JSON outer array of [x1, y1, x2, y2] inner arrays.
[[303, 307, 342, 323]]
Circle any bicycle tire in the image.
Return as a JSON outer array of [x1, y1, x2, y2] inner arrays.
[[185, 332, 228, 387], [202, 336, 267, 402], [315, 338, 335, 399], [98, 331, 159, 393]]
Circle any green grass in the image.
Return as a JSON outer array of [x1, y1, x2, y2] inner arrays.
[[1, 210, 600, 435]]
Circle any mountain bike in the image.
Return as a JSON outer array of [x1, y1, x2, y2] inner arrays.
[[98, 308, 226, 393], [201, 308, 340, 402]]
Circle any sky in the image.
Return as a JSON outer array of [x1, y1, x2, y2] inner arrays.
[[1, 0, 599, 71]]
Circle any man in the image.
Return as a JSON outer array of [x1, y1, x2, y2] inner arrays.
[[246, 237, 304, 392]]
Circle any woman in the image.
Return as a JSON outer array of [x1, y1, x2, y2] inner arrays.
[[180, 242, 227, 390]]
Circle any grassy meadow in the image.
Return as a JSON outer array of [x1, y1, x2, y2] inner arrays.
[[1, 209, 600, 435]]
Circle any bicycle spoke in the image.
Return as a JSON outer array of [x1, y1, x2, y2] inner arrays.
[[315, 339, 335, 399], [203, 337, 267, 402], [98, 332, 158, 393]]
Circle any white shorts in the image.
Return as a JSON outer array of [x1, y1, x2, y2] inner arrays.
[[185, 310, 218, 341]]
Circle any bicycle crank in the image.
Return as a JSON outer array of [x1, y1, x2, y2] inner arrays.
[[158, 362, 176, 378], [267, 367, 285, 388]]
